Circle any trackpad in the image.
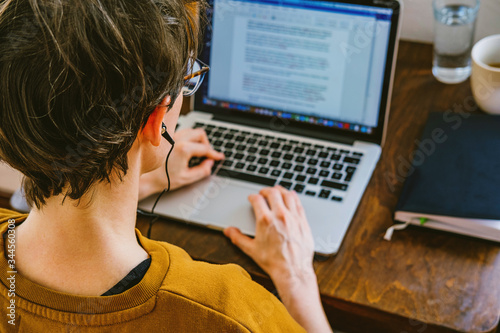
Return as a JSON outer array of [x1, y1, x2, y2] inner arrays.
[[190, 180, 259, 235]]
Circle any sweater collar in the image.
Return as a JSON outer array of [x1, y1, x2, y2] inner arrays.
[[0, 211, 170, 314]]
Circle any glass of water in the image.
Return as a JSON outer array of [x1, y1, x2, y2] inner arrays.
[[432, 0, 479, 84]]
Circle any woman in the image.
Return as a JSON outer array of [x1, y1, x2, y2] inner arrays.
[[0, 0, 331, 331]]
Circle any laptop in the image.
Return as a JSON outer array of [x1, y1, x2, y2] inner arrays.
[[139, 0, 401, 255]]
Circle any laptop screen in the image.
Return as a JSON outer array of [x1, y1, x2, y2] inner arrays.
[[195, 0, 399, 143]]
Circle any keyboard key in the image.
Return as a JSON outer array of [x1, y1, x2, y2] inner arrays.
[[270, 160, 280, 167], [246, 155, 256, 162], [225, 151, 233, 158], [331, 154, 341, 161], [271, 152, 282, 158], [345, 174, 353, 182], [353, 152, 364, 156], [283, 172, 294, 179], [305, 191, 316, 196], [340, 149, 350, 154], [279, 181, 292, 189], [206, 124, 215, 129], [248, 147, 258, 153], [282, 145, 292, 151], [258, 158, 268, 165], [302, 142, 312, 147], [326, 147, 337, 151], [217, 126, 227, 131], [314, 144, 325, 149], [229, 128, 238, 133], [213, 140, 223, 147], [212, 132, 223, 138], [223, 160, 233, 167], [306, 149, 316, 156], [282, 162, 292, 170], [346, 166, 357, 174], [319, 170, 329, 177], [319, 189, 331, 199], [289, 140, 299, 144], [294, 165, 304, 172], [294, 147, 304, 153], [265, 135, 274, 140], [333, 163, 343, 170], [331, 196, 343, 202], [318, 151, 329, 158], [234, 153, 244, 160], [344, 157, 361, 165], [271, 170, 281, 177], [306, 167, 316, 175], [211, 160, 222, 174], [284, 154, 294, 161], [235, 162, 245, 169], [270, 142, 280, 149], [277, 138, 286, 142], [321, 180, 348, 191], [217, 168, 275, 186], [259, 140, 268, 146], [295, 156, 306, 163], [224, 133, 234, 140], [252, 133, 262, 138], [247, 165, 257, 172], [235, 136, 245, 142], [247, 138, 257, 144], [307, 158, 318, 166], [236, 144, 245, 151], [225, 142, 235, 149], [320, 161, 331, 168], [308, 177, 319, 185], [260, 149, 270, 156], [293, 184, 305, 193], [258, 167, 269, 175], [189, 156, 205, 167], [193, 122, 204, 128], [332, 172, 342, 180], [296, 175, 306, 182]]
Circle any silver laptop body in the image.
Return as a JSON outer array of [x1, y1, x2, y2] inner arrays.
[[140, 0, 401, 255]]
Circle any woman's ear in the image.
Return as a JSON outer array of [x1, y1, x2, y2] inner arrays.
[[141, 96, 171, 147]]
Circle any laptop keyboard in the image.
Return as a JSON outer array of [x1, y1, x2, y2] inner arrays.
[[189, 122, 364, 202]]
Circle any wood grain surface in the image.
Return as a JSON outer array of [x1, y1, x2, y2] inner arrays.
[[1, 41, 499, 333]]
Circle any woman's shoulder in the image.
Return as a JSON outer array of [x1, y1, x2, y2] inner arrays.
[[148, 238, 305, 332], [152, 238, 253, 287]]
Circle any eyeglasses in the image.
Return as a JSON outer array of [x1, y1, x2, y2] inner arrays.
[[182, 59, 209, 96]]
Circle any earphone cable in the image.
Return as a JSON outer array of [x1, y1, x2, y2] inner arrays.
[[140, 141, 175, 239]]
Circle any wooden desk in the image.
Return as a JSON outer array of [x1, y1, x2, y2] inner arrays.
[[1, 41, 499, 333], [138, 41, 500, 333]]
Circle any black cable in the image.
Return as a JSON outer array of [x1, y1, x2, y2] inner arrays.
[[147, 142, 175, 238]]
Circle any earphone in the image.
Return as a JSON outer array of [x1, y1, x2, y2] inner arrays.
[[161, 122, 175, 145]]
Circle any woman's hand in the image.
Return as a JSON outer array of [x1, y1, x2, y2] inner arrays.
[[223, 186, 332, 333], [167, 128, 224, 190], [223, 185, 315, 285], [139, 128, 224, 200]]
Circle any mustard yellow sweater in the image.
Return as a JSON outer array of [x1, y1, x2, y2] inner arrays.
[[0, 209, 305, 332]]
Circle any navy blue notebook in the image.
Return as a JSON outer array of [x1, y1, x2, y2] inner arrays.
[[393, 112, 500, 241]]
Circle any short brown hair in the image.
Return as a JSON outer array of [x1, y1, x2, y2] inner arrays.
[[0, 0, 204, 208]]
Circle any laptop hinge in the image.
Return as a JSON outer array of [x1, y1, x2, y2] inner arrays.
[[213, 113, 355, 146]]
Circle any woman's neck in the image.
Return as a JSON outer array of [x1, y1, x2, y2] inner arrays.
[[14, 162, 149, 296]]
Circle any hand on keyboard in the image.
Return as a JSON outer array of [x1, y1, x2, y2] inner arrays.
[[223, 186, 333, 333], [167, 128, 225, 190], [139, 128, 224, 198], [223, 185, 315, 284]]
